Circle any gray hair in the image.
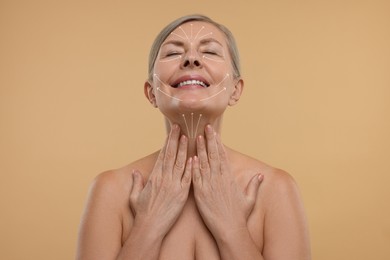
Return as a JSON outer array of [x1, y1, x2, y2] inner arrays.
[[147, 14, 241, 81]]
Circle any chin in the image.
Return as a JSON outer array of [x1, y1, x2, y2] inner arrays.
[[176, 99, 208, 112]]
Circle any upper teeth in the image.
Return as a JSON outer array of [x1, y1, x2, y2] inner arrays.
[[177, 80, 208, 88]]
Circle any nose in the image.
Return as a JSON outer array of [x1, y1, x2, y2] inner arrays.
[[181, 51, 202, 69]]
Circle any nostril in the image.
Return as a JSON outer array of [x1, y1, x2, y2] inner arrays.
[[183, 58, 201, 68]]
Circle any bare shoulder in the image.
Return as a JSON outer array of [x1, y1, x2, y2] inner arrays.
[[83, 151, 160, 220], [226, 146, 299, 194], [90, 151, 160, 197], [77, 152, 160, 259], [80, 151, 159, 225], [226, 148, 311, 259]]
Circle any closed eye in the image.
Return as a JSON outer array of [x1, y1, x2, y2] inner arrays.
[[203, 51, 218, 55], [166, 52, 182, 57]]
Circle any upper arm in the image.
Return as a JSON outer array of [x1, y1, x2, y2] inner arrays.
[[76, 171, 130, 260], [262, 170, 311, 260]]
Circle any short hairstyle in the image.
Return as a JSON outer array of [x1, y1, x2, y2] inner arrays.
[[147, 14, 241, 81]]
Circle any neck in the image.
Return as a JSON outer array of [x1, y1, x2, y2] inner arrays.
[[165, 112, 223, 157]]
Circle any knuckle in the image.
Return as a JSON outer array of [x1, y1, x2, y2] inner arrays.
[[200, 160, 209, 170], [174, 159, 185, 170], [208, 151, 219, 160], [219, 150, 226, 159], [181, 174, 191, 185], [165, 150, 175, 160]]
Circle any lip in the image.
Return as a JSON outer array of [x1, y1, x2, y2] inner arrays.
[[170, 75, 210, 88]]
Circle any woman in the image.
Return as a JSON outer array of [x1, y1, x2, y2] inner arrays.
[[76, 14, 311, 260]]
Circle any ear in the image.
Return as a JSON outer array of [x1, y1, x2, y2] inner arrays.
[[228, 78, 244, 106], [144, 81, 158, 108]]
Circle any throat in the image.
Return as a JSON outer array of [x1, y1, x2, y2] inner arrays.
[[180, 113, 204, 139], [165, 112, 223, 157]]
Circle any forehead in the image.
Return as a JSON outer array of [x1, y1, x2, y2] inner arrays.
[[165, 21, 227, 44]]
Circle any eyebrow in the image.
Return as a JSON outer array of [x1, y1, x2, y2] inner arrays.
[[162, 40, 185, 47], [199, 38, 223, 47], [162, 38, 223, 47]]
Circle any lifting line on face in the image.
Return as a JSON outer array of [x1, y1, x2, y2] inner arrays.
[[191, 112, 194, 138], [182, 114, 190, 138], [179, 26, 190, 41], [197, 32, 213, 40], [159, 55, 182, 63], [170, 25, 214, 43], [154, 74, 183, 101], [194, 26, 204, 40], [199, 87, 227, 101], [202, 55, 225, 63], [153, 73, 230, 102], [167, 25, 221, 64], [170, 32, 187, 41], [199, 73, 229, 101], [194, 113, 202, 138], [182, 113, 203, 139]]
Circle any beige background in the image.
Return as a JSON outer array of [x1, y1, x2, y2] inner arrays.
[[1, 0, 389, 259]]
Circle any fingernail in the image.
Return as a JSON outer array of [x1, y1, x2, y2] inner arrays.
[[206, 124, 213, 133], [258, 174, 264, 182]]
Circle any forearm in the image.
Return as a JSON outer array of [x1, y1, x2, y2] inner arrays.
[[214, 227, 264, 260], [116, 224, 164, 260]]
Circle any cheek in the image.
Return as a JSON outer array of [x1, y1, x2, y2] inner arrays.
[[203, 57, 233, 75], [153, 65, 166, 78], [152, 66, 170, 86], [153, 58, 181, 77]]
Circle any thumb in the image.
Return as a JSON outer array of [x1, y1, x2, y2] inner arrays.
[[130, 169, 144, 200], [245, 174, 264, 202]]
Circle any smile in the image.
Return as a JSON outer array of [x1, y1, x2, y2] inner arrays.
[[175, 80, 209, 88], [171, 75, 211, 89]]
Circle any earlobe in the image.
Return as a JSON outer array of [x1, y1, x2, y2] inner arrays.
[[144, 81, 158, 108], [228, 78, 244, 106]]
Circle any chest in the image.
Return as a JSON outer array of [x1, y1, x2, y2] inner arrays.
[[122, 193, 264, 260]]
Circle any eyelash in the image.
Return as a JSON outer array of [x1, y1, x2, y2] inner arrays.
[[202, 50, 218, 56], [166, 52, 182, 57], [164, 50, 219, 57]]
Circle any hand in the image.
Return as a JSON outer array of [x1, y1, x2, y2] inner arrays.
[[129, 125, 192, 236], [192, 125, 263, 237]]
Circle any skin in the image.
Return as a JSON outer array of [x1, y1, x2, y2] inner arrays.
[[76, 21, 311, 260]]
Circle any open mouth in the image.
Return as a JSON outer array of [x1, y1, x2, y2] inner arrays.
[[173, 79, 209, 88], [171, 76, 210, 88]]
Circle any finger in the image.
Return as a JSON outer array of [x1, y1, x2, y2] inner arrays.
[[192, 156, 202, 187], [149, 135, 169, 182], [205, 125, 219, 174], [163, 124, 181, 174], [196, 135, 210, 179], [129, 170, 144, 208], [215, 133, 229, 175], [181, 157, 192, 188], [245, 174, 264, 202], [173, 135, 188, 179]]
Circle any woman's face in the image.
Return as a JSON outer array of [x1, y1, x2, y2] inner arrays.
[[146, 21, 242, 116]]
